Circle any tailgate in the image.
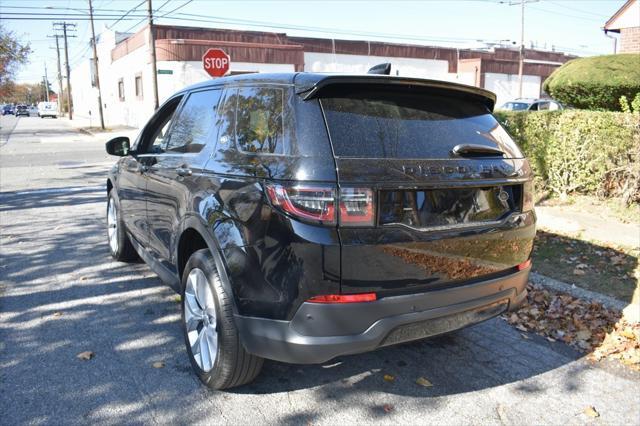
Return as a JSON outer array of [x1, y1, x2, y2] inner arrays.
[[319, 84, 535, 295]]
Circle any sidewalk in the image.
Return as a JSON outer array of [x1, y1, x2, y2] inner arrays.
[[536, 204, 640, 250], [60, 115, 140, 141], [535, 200, 639, 322]]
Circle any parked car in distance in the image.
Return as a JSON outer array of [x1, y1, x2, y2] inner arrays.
[[498, 98, 563, 111], [105, 72, 536, 389], [2, 104, 15, 115], [15, 105, 29, 117], [37, 102, 59, 118]]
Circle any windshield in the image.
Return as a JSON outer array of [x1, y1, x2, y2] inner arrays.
[[320, 89, 523, 159], [500, 102, 530, 111]]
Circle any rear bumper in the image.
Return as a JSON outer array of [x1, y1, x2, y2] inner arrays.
[[235, 267, 529, 364]]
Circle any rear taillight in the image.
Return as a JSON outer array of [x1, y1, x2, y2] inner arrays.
[[339, 187, 374, 226], [517, 259, 532, 271], [307, 293, 377, 303], [265, 184, 336, 225], [266, 183, 375, 227]]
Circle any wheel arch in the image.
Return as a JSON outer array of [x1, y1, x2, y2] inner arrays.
[[175, 216, 239, 314]]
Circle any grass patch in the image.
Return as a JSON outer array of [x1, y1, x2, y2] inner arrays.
[[532, 230, 638, 302]]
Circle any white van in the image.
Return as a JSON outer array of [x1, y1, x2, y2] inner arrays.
[[37, 102, 58, 118]]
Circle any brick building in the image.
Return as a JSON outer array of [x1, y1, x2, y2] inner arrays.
[[71, 24, 575, 128], [604, 0, 640, 53]]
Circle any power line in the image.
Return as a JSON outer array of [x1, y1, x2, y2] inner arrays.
[[158, 0, 193, 18], [107, 0, 146, 28]]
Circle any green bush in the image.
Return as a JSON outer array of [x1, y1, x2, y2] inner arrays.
[[543, 54, 640, 111], [495, 110, 640, 204]]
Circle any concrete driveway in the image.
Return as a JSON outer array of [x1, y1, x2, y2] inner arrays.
[[1, 115, 639, 424]]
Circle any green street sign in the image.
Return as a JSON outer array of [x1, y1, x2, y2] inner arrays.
[[157, 69, 173, 75]]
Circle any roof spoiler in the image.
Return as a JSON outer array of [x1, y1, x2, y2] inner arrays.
[[297, 75, 497, 111], [367, 63, 391, 75]]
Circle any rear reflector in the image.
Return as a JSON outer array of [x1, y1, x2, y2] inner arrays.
[[517, 259, 532, 271], [307, 293, 377, 303]]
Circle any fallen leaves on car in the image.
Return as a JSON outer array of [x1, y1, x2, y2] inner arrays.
[[584, 406, 600, 418], [503, 283, 640, 370], [152, 361, 165, 369], [77, 351, 94, 361], [383, 374, 395, 382], [415, 377, 433, 387]]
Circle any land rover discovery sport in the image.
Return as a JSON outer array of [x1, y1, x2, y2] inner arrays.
[[105, 72, 536, 389]]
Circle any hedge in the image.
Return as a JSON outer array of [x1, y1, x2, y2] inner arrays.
[[495, 110, 640, 204], [543, 54, 640, 111]]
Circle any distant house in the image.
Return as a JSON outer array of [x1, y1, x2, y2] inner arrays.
[[603, 0, 640, 53]]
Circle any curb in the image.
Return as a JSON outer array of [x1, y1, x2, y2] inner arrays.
[[529, 272, 628, 312]]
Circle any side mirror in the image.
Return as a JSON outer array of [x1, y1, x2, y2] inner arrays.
[[105, 136, 131, 156]]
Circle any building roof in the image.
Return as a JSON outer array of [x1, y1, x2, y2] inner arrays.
[[604, 0, 639, 31]]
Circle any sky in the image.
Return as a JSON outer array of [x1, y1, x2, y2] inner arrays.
[[0, 0, 629, 84]]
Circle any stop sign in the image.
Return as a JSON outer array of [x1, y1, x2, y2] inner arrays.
[[202, 48, 230, 78]]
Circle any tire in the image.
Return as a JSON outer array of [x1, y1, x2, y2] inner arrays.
[[181, 249, 263, 389], [106, 190, 137, 261]]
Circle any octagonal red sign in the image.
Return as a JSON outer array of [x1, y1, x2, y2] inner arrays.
[[202, 48, 230, 78]]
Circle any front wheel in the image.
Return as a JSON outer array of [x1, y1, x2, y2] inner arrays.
[[181, 249, 263, 389], [107, 191, 137, 261]]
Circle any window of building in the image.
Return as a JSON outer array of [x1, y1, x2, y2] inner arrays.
[[235, 86, 284, 155], [165, 89, 222, 154], [135, 74, 143, 99], [118, 79, 125, 101]]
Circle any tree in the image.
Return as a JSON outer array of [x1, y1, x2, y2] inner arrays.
[[0, 24, 32, 99]]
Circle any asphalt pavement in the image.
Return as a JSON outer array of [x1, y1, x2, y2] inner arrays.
[[1, 115, 639, 425]]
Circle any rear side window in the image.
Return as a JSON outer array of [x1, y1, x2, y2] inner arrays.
[[321, 89, 522, 159], [166, 89, 222, 153], [235, 86, 284, 155]]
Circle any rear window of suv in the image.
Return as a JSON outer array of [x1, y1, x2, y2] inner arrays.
[[320, 88, 522, 159]]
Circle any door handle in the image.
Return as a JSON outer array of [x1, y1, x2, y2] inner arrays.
[[176, 167, 192, 177]]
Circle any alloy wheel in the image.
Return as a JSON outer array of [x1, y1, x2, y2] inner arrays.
[[107, 198, 118, 254], [184, 268, 218, 372]]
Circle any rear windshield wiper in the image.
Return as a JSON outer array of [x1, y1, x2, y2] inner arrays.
[[452, 144, 505, 158]]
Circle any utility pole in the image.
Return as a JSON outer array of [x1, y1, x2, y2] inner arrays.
[[508, 0, 538, 99], [88, 0, 105, 129], [53, 22, 76, 119], [518, 0, 524, 98], [148, 0, 159, 110], [48, 34, 64, 115], [43, 63, 50, 102]]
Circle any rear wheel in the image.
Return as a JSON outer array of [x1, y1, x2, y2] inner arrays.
[[181, 249, 263, 389], [107, 191, 137, 261]]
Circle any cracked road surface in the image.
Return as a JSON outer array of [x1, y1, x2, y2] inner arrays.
[[1, 116, 639, 424]]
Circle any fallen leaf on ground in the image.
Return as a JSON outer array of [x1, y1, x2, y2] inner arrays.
[[77, 351, 94, 361], [383, 374, 395, 382], [502, 283, 639, 371], [152, 361, 165, 369], [382, 404, 394, 413], [576, 329, 592, 341], [415, 377, 433, 387], [584, 406, 599, 418], [572, 268, 586, 276]]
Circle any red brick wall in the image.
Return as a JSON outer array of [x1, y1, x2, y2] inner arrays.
[[620, 27, 640, 53]]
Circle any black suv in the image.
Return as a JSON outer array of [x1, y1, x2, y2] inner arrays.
[[105, 73, 535, 389]]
